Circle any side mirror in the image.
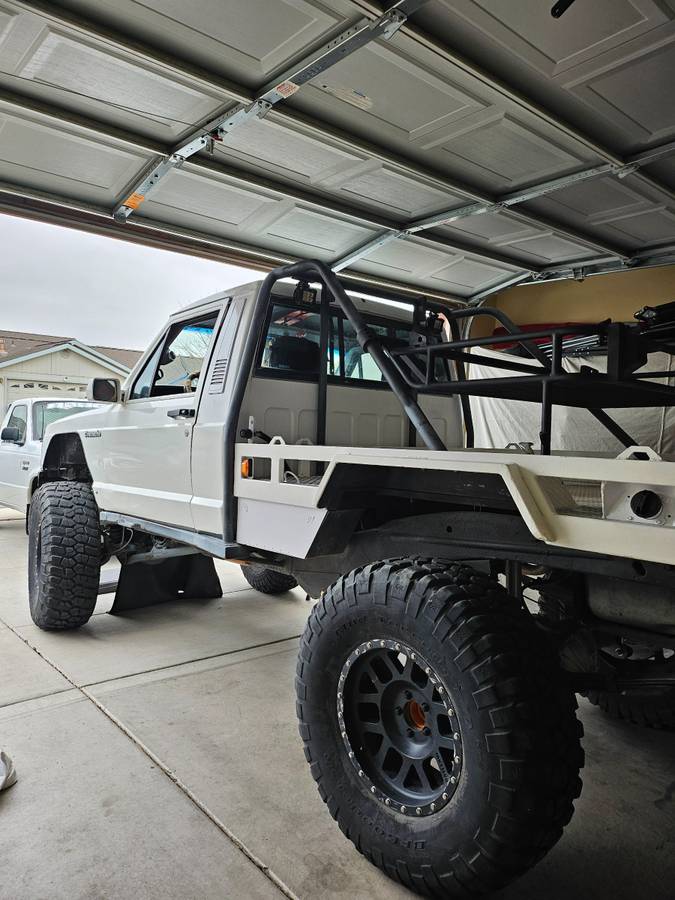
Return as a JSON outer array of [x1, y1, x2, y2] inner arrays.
[[87, 377, 121, 403], [1, 426, 22, 443]]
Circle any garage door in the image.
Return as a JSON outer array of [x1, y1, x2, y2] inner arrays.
[[7, 380, 88, 404]]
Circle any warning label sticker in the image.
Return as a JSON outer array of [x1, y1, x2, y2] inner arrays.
[[274, 80, 300, 98], [124, 192, 146, 210]]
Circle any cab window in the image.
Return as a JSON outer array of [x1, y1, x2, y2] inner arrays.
[[6, 404, 28, 442], [130, 312, 218, 399], [259, 305, 322, 376], [258, 301, 419, 385]]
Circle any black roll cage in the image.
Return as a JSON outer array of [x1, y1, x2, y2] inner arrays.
[[224, 259, 675, 541]]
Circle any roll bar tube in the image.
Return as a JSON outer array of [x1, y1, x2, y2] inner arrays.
[[223, 260, 446, 541]]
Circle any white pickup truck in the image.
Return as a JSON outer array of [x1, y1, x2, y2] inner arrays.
[[0, 397, 99, 516], [26, 261, 675, 899]]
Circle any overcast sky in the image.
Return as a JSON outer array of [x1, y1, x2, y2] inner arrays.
[[0, 214, 263, 350]]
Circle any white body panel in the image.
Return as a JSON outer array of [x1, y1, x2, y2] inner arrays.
[[89, 393, 197, 528], [233, 441, 675, 567]]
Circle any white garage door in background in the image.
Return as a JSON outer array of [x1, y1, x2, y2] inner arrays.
[[7, 380, 87, 404]]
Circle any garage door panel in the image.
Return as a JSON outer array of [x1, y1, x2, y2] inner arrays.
[[0, 3, 236, 143], [289, 24, 601, 195], [566, 38, 675, 145], [353, 236, 519, 296], [333, 162, 465, 219], [51, 0, 353, 86], [414, 0, 675, 155], [525, 172, 675, 251], [143, 167, 283, 229], [0, 105, 149, 202], [213, 115, 367, 184]]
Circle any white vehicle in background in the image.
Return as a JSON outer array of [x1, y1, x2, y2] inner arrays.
[[0, 398, 99, 516]]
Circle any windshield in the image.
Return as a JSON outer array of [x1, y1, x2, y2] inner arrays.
[[32, 401, 99, 441]]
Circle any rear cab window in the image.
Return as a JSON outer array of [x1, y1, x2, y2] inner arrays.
[[257, 296, 433, 386]]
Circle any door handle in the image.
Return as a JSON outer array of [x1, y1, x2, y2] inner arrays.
[[167, 408, 195, 419]]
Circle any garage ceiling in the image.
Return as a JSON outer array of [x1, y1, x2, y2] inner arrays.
[[0, 0, 673, 302]]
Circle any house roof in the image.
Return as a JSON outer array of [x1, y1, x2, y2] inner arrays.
[[0, 330, 142, 372]]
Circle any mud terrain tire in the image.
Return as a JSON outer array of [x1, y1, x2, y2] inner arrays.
[[28, 482, 101, 630], [296, 558, 584, 898]]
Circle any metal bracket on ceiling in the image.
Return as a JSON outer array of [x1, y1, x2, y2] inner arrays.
[[112, 0, 428, 222], [331, 136, 675, 274]]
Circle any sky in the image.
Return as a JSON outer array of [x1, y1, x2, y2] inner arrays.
[[0, 214, 263, 350]]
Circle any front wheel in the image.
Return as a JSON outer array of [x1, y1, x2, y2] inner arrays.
[[296, 559, 584, 898], [28, 482, 101, 630]]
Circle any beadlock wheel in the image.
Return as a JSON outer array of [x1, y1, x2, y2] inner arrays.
[[296, 559, 584, 898], [339, 638, 462, 817]]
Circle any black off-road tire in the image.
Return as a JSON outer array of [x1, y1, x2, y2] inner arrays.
[[28, 482, 101, 630], [296, 559, 583, 898], [241, 564, 297, 595], [586, 677, 675, 729]]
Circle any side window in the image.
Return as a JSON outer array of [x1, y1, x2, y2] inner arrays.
[[259, 304, 322, 376], [129, 341, 164, 400], [130, 312, 218, 399], [6, 404, 28, 442]]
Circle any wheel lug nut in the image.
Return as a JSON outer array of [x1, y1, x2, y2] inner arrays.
[[423, 727, 431, 736], [407, 728, 415, 738], [405, 690, 413, 700], [422, 702, 430, 712], [395, 706, 403, 715]]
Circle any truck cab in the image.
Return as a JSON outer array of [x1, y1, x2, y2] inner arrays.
[[41, 279, 462, 540]]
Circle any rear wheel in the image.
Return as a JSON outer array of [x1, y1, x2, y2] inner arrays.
[[28, 482, 101, 630], [241, 564, 297, 595], [296, 559, 583, 898]]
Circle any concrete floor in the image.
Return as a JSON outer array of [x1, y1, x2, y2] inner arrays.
[[0, 508, 673, 900]]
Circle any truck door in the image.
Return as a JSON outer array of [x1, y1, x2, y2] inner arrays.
[[92, 308, 221, 528], [0, 403, 30, 512]]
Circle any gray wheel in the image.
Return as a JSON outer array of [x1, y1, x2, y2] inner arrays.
[[241, 564, 297, 594], [28, 482, 101, 630], [296, 559, 584, 897]]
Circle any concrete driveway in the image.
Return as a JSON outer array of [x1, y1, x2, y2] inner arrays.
[[1, 508, 673, 900]]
